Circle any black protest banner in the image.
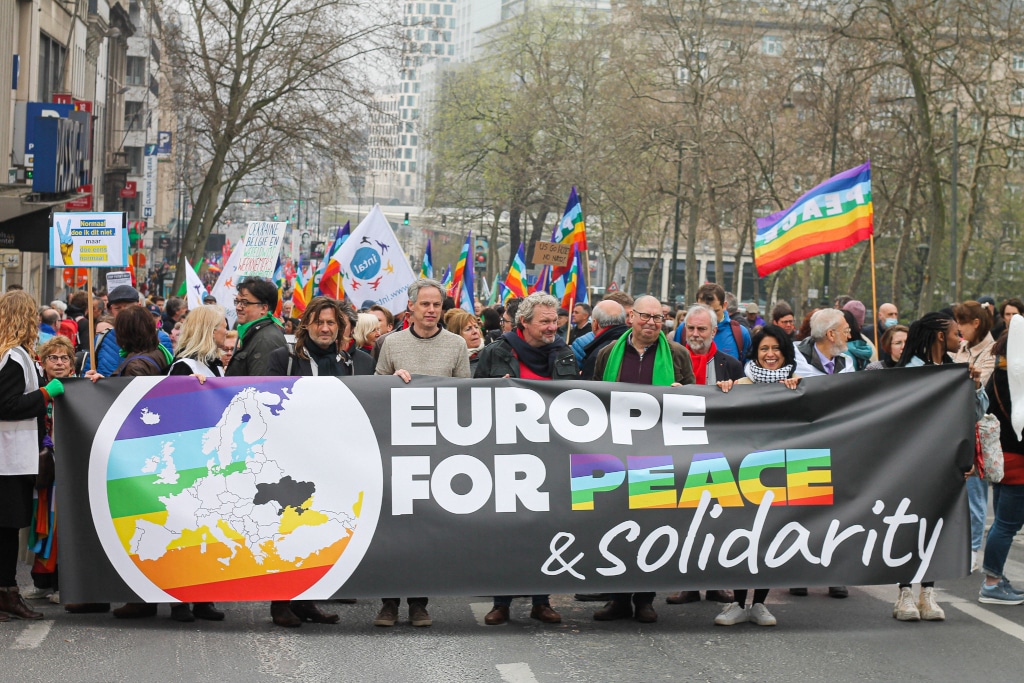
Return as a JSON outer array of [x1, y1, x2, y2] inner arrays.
[[55, 364, 972, 603]]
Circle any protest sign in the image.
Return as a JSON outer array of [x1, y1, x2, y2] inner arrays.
[[236, 221, 286, 278]]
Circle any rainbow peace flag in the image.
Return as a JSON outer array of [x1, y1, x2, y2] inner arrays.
[[550, 186, 587, 281], [439, 264, 453, 294], [503, 244, 529, 302], [451, 233, 474, 312], [560, 250, 579, 310], [420, 239, 433, 279], [318, 222, 350, 300], [291, 267, 313, 316], [531, 265, 551, 295], [754, 162, 873, 278]]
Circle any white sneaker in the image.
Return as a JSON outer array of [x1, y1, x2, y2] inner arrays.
[[48, 591, 60, 605], [748, 602, 776, 626], [918, 587, 945, 621], [22, 586, 52, 600], [714, 602, 749, 626], [971, 550, 979, 573], [893, 587, 920, 621]]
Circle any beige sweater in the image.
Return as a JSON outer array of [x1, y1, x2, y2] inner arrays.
[[953, 332, 996, 388], [375, 327, 471, 378]]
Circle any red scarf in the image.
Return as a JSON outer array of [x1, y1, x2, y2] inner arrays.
[[688, 341, 717, 385]]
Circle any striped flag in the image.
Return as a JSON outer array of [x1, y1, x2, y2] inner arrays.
[[754, 162, 873, 277], [319, 222, 350, 300], [451, 233, 475, 313], [560, 250, 579, 311], [420, 239, 433, 279], [551, 186, 587, 281], [502, 244, 528, 302]]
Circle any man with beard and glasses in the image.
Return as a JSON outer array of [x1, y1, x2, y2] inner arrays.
[[793, 308, 854, 378]]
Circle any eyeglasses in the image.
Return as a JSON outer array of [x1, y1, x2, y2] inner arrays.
[[45, 355, 71, 363], [636, 312, 666, 324], [501, 318, 513, 326], [233, 299, 260, 308]]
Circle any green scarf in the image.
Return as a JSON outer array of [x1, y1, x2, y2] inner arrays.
[[602, 331, 676, 386], [236, 314, 282, 349]]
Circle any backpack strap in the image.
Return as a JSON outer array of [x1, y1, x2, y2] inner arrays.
[[730, 320, 744, 355], [113, 353, 161, 377], [286, 342, 296, 376]]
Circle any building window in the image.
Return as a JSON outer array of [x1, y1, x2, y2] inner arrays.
[[1014, 53, 1024, 71], [409, 162, 416, 173], [124, 146, 143, 175], [762, 36, 783, 56], [404, 147, 412, 159], [124, 101, 145, 130], [1012, 88, 1024, 105], [444, 3, 452, 14], [38, 33, 66, 102], [430, 3, 440, 13], [126, 57, 146, 86], [400, 161, 406, 171]]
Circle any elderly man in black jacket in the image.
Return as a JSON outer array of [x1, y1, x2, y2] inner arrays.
[[224, 277, 286, 377], [580, 300, 629, 380], [682, 304, 744, 386]]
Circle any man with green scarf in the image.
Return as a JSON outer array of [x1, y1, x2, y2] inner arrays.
[[593, 295, 695, 388], [224, 277, 286, 377], [591, 295, 696, 624]]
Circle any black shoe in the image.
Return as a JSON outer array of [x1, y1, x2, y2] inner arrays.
[[271, 601, 301, 627], [789, 588, 808, 596], [192, 602, 225, 621], [574, 593, 610, 602], [170, 604, 195, 622], [633, 602, 657, 623], [291, 601, 339, 624], [828, 586, 849, 599]]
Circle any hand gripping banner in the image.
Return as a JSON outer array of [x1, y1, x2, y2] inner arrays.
[[54, 365, 973, 603]]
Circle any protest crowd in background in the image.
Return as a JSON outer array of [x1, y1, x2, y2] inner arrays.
[[1, 275, 1023, 630]]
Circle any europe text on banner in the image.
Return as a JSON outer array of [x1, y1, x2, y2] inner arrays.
[[753, 162, 874, 278], [327, 205, 416, 314], [55, 365, 972, 602]]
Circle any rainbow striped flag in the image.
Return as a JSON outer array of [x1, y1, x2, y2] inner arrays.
[[754, 162, 873, 278], [451, 233, 475, 312], [291, 266, 313, 316], [503, 244, 529, 302], [420, 239, 433, 279], [551, 186, 587, 280], [439, 264, 453, 294], [531, 265, 551, 295], [560, 249, 579, 310], [317, 222, 350, 299]]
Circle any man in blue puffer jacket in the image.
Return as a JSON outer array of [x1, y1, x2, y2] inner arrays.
[[82, 285, 173, 376]]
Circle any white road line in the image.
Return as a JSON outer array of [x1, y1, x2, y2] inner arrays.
[[950, 603, 1024, 643], [496, 662, 540, 683], [12, 621, 52, 650], [470, 601, 493, 627]]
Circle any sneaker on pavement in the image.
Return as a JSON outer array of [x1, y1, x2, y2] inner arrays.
[[999, 577, 1024, 598], [748, 603, 776, 626], [48, 591, 60, 605], [979, 582, 1024, 605], [373, 600, 399, 627], [22, 587, 51, 600], [918, 587, 945, 621], [893, 587, 920, 621], [713, 602, 749, 626], [409, 603, 432, 627]]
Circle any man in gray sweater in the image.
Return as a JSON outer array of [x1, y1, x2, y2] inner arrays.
[[373, 278, 470, 628]]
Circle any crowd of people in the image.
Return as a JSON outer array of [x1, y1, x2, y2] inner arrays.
[[0, 276, 1022, 629]]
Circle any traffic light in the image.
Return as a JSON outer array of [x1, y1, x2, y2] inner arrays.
[[272, 214, 278, 220], [441, 214, 447, 228], [403, 212, 410, 225]]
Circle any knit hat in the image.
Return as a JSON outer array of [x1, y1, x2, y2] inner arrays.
[[842, 300, 866, 327]]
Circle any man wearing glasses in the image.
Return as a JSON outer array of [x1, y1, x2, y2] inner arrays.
[[590, 295, 695, 623], [224, 277, 286, 377]]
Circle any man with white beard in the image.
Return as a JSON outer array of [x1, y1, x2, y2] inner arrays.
[[682, 304, 744, 386], [793, 308, 855, 377]]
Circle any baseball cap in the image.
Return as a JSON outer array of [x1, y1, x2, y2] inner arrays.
[[745, 302, 759, 314]]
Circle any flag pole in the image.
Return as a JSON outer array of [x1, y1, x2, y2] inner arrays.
[[87, 268, 96, 374], [869, 235, 879, 350]]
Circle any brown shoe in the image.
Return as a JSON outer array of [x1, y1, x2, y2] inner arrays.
[[291, 600, 339, 624], [374, 599, 399, 627], [704, 590, 734, 603], [665, 591, 700, 604], [271, 601, 301, 627], [634, 601, 658, 623], [484, 605, 509, 625], [65, 603, 110, 614], [530, 603, 561, 624], [409, 602, 432, 627], [192, 602, 225, 621], [594, 598, 633, 621], [112, 602, 157, 619], [0, 587, 44, 620]]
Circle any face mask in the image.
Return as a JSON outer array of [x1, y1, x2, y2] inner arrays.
[[884, 318, 898, 329]]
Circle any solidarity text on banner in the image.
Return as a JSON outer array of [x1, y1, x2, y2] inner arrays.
[[54, 365, 973, 603]]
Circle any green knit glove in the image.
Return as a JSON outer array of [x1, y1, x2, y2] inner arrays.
[[43, 378, 65, 398]]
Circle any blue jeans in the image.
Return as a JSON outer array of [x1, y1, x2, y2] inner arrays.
[[982, 483, 1024, 578], [967, 475, 989, 551], [494, 595, 549, 607]]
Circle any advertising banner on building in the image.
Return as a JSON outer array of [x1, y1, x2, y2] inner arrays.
[[49, 212, 128, 267], [54, 365, 973, 603], [142, 144, 157, 218]]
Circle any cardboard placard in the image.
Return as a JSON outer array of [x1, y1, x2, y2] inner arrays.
[[236, 221, 287, 278], [532, 241, 572, 266]]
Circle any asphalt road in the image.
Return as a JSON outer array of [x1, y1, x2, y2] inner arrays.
[[4, 547, 1024, 682]]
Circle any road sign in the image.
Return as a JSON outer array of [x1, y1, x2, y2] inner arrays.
[[0, 249, 20, 269]]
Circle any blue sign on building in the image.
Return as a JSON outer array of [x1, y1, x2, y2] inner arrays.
[[32, 117, 86, 194]]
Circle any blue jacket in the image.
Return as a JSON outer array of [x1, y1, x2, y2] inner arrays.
[[83, 329, 174, 376]]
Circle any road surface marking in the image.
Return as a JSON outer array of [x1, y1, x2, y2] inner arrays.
[[469, 602, 492, 627], [950, 603, 1024, 643], [12, 621, 52, 650], [496, 662, 540, 683]]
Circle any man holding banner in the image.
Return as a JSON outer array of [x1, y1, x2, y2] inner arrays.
[[224, 278, 285, 377]]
